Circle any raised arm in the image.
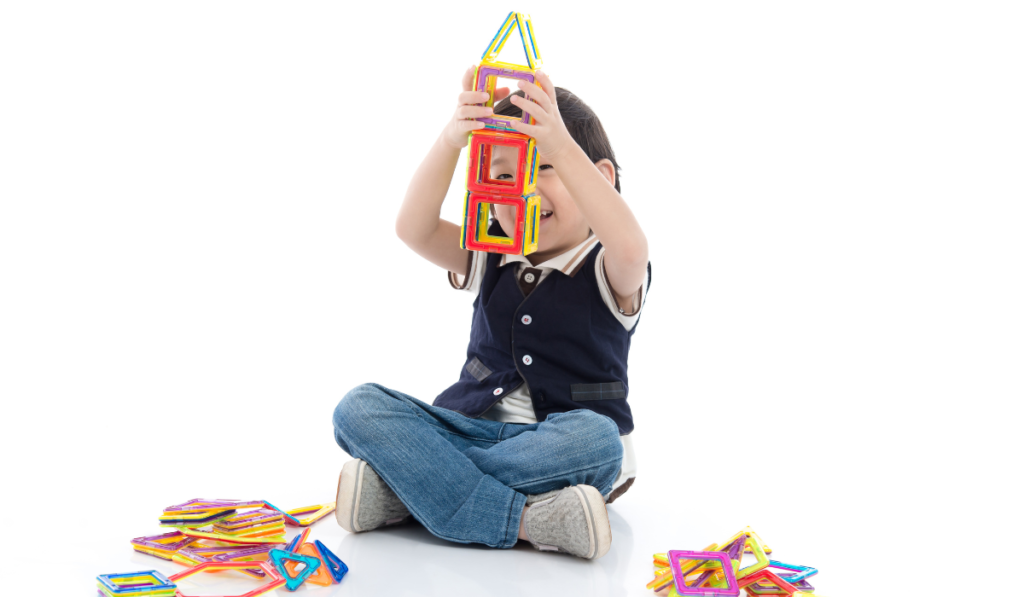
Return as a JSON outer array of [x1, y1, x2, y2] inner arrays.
[[509, 71, 649, 302], [395, 67, 510, 276]]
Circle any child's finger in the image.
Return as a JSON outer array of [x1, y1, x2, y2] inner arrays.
[[461, 65, 476, 92], [456, 105, 494, 120], [493, 87, 511, 102], [510, 94, 548, 123], [458, 90, 491, 106], [509, 120, 540, 137], [456, 119, 487, 134], [517, 80, 553, 113], [535, 70, 557, 103]]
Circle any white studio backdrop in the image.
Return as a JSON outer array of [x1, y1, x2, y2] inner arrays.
[[1, 2, 1022, 595]]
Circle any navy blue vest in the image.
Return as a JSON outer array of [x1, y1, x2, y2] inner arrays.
[[434, 230, 650, 435]]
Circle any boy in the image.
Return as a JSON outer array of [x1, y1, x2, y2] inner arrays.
[[332, 68, 649, 559]]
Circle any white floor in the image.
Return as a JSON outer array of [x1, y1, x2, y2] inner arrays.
[[19, 385, 1021, 597]]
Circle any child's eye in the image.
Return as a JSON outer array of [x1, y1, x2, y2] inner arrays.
[[538, 164, 553, 171], [495, 173, 514, 180]]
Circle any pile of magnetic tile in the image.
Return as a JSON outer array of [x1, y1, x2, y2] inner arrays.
[[159, 499, 284, 541], [211, 508, 286, 541], [130, 498, 335, 566], [120, 497, 344, 594], [647, 527, 823, 597]]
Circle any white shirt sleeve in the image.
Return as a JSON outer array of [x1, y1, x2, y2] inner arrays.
[[594, 246, 650, 331], [448, 250, 487, 296]]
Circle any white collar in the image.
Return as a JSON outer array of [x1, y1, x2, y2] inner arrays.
[[498, 233, 600, 276]]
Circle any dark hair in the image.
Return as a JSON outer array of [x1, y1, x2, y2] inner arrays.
[[494, 88, 622, 192]]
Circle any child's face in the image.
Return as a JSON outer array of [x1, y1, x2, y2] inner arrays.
[[489, 145, 590, 258]]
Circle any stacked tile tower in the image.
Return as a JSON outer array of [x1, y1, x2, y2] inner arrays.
[[459, 12, 544, 256]]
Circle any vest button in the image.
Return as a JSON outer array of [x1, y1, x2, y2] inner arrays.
[[524, 272, 536, 283], [521, 314, 532, 325], [493, 387, 503, 396], [522, 355, 533, 366]]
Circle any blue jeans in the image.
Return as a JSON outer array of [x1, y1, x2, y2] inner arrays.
[[332, 383, 624, 549]]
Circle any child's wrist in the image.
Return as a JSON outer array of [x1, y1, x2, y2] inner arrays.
[[544, 136, 581, 165], [438, 127, 468, 153]]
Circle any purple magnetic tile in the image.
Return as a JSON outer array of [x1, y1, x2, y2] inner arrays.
[[747, 577, 815, 595], [215, 509, 283, 530], [230, 508, 282, 521], [176, 545, 254, 564], [475, 66, 534, 88], [174, 550, 213, 564], [212, 545, 278, 561], [164, 498, 263, 512], [180, 545, 254, 557], [163, 498, 238, 512], [475, 66, 534, 127], [681, 536, 742, 583], [217, 509, 283, 525], [724, 536, 746, 561], [668, 550, 739, 597], [131, 531, 195, 552], [211, 522, 284, 537], [778, 574, 814, 591], [211, 524, 283, 537], [210, 545, 282, 577], [690, 570, 716, 589], [159, 509, 237, 525]]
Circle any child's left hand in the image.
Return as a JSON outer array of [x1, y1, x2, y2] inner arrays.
[[508, 71, 575, 160]]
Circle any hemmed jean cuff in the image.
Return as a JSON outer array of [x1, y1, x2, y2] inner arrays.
[[501, 491, 528, 549]]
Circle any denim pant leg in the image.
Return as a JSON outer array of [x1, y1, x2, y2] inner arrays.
[[462, 410, 624, 499], [333, 383, 526, 549]]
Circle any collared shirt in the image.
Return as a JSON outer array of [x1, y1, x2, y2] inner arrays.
[[448, 233, 649, 492]]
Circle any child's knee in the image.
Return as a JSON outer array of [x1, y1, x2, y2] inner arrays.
[[554, 410, 623, 458], [578, 409, 620, 436], [333, 383, 393, 432]]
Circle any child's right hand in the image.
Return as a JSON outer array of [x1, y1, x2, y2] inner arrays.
[[441, 65, 511, 150]]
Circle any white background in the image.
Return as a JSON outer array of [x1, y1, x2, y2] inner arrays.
[[2, 1, 1022, 595]]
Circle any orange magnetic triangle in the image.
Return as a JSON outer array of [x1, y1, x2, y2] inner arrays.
[[284, 543, 333, 587]]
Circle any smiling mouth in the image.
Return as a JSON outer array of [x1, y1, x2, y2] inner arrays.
[[540, 210, 553, 220]]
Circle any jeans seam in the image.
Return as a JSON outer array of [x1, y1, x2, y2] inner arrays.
[[407, 406, 500, 445], [439, 429, 500, 444], [504, 492, 516, 547], [508, 458, 623, 493]]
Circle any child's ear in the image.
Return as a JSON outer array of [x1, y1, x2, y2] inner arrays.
[[595, 159, 616, 189]]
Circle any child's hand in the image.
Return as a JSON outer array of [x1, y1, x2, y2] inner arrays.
[[442, 66, 511, 150], [508, 71, 575, 160]]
